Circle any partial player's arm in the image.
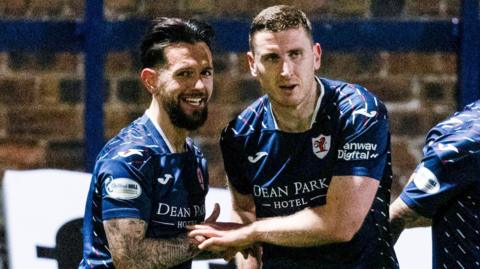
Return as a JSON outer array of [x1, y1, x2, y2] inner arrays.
[[389, 197, 432, 244], [228, 181, 261, 269], [190, 175, 378, 249], [104, 218, 199, 269], [248, 175, 378, 247], [229, 181, 256, 224], [105, 203, 220, 269]]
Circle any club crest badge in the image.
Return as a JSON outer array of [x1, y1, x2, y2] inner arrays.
[[312, 134, 331, 159]]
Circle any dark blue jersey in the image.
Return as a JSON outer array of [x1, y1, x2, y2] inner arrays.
[[400, 100, 480, 269], [79, 112, 209, 269], [220, 77, 398, 268]]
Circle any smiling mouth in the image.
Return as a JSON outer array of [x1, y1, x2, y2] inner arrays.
[[181, 96, 207, 107]]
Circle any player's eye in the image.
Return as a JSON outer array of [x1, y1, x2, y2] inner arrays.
[[201, 68, 213, 76], [176, 70, 194, 78], [263, 54, 280, 63], [289, 50, 302, 59]]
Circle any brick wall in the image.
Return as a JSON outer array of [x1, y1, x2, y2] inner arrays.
[[0, 0, 460, 199]]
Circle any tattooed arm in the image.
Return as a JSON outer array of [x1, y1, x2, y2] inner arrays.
[[104, 204, 221, 269], [104, 218, 199, 269], [389, 198, 432, 244]]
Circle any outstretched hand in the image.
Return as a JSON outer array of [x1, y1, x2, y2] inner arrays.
[[187, 221, 253, 252], [191, 203, 221, 245], [189, 203, 254, 261]]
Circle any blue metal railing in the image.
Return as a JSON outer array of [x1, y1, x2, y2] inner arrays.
[[0, 0, 478, 171], [458, 0, 480, 109], [84, 0, 106, 172]]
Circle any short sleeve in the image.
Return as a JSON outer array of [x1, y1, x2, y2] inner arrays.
[[400, 138, 479, 218], [220, 126, 251, 194], [333, 93, 389, 180], [97, 159, 153, 221]]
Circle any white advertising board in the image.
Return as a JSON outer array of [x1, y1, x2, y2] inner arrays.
[[3, 169, 430, 268], [3, 169, 231, 269], [394, 226, 432, 269]]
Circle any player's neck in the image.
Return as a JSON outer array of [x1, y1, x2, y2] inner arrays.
[[271, 85, 319, 133], [148, 101, 188, 153]]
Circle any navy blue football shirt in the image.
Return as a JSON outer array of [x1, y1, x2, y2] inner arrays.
[[221, 77, 398, 268], [79, 111, 209, 269], [400, 100, 480, 269]]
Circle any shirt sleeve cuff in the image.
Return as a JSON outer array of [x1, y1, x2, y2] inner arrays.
[[102, 208, 148, 221], [399, 192, 434, 218], [333, 164, 382, 180]]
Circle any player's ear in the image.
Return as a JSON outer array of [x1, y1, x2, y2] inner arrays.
[[140, 68, 158, 95], [247, 51, 257, 77], [313, 43, 322, 70]]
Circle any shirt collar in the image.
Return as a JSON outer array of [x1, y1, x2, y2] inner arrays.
[[145, 109, 176, 153], [269, 77, 325, 131]]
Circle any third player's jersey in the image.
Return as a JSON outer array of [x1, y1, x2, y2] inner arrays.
[[221, 77, 398, 268], [400, 100, 480, 269], [79, 112, 209, 269]]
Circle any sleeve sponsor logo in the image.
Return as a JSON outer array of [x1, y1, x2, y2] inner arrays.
[[412, 166, 440, 194], [337, 142, 378, 160], [312, 134, 331, 159], [105, 177, 142, 199]]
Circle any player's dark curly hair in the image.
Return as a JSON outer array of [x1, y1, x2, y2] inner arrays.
[[249, 5, 313, 51], [140, 17, 214, 68]]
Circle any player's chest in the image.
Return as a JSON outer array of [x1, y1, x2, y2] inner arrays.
[[147, 155, 208, 234], [242, 130, 338, 215], [152, 154, 207, 194], [148, 154, 208, 214], [243, 127, 338, 183]]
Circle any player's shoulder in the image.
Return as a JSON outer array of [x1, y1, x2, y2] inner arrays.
[[223, 95, 270, 138], [326, 78, 385, 111], [320, 77, 387, 124], [425, 101, 480, 162], [97, 117, 168, 165]]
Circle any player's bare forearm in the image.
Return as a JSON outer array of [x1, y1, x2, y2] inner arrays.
[[248, 207, 341, 247], [230, 212, 261, 268], [229, 181, 256, 224], [389, 198, 432, 244], [229, 182, 261, 268], [104, 218, 199, 269]]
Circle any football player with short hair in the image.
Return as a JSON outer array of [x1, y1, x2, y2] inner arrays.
[[189, 5, 398, 269], [79, 17, 219, 269]]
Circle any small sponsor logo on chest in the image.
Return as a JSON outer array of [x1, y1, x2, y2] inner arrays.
[[338, 142, 379, 160], [157, 174, 174, 184]]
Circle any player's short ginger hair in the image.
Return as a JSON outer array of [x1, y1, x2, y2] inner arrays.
[[249, 5, 313, 52]]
